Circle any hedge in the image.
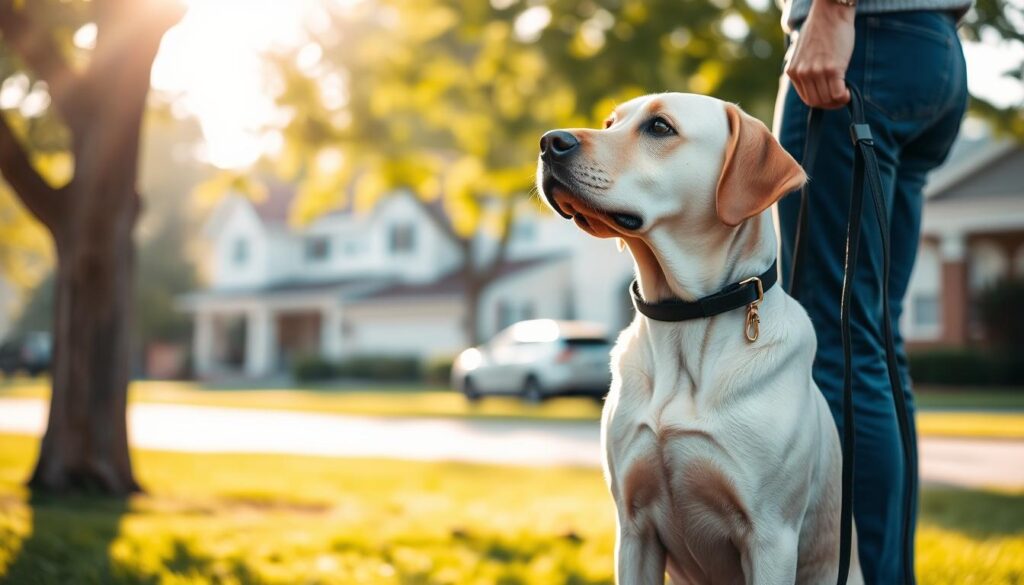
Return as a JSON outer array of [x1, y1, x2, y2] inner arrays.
[[293, 354, 443, 384], [909, 348, 1024, 386]]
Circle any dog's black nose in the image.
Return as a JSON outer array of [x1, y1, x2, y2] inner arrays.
[[540, 130, 579, 160]]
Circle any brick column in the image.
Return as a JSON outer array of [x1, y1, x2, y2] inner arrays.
[[939, 233, 968, 346]]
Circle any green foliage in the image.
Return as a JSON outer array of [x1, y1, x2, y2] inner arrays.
[[293, 355, 422, 383], [909, 348, 1024, 387], [0, 433, 1021, 584], [977, 277, 1024, 353], [423, 355, 455, 386], [269, 0, 788, 233], [959, 0, 1024, 140], [292, 355, 339, 382]]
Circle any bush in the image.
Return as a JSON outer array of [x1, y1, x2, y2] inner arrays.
[[423, 356, 455, 386], [977, 277, 1024, 353], [336, 356, 421, 382], [293, 355, 422, 383], [909, 348, 1024, 386], [293, 355, 338, 382]]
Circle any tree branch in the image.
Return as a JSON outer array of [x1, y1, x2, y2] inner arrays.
[[409, 194, 464, 246], [0, 1, 82, 120], [480, 197, 516, 283], [0, 112, 61, 228]]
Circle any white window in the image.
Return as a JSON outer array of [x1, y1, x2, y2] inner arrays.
[[912, 294, 940, 328], [904, 242, 942, 340], [304, 236, 330, 262], [231, 239, 248, 266], [389, 224, 416, 255]]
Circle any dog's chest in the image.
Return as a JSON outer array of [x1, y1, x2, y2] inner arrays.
[[603, 372, 750, 577]]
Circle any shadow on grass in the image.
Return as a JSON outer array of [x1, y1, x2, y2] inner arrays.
[[0, 491, 132, 585], [920, 486, 1024, 538]]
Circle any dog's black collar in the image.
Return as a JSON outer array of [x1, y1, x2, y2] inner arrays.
[[630, 260, 777, 323]]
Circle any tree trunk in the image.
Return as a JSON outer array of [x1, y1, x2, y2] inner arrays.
[[463, 276, 485, 346], [29, 193, 140, 494], [21, 0, 180, 493]]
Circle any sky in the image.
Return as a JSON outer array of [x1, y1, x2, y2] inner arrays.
[[148, 0, 1024, 170]]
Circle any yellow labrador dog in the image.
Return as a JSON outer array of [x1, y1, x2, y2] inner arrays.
[[536, 93, 862, 585]]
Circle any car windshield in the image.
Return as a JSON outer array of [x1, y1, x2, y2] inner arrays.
[[564, 337, 610, 347]]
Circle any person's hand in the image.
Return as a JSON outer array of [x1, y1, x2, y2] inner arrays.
[[785, 0, 855, 109]]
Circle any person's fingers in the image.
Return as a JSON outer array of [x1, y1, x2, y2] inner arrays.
[[784, 63, 806, 102], [827, 74, 850, 108], [805, 73, 829, 108], [811, 75, 836, 109], [786, 66, 813, 108]]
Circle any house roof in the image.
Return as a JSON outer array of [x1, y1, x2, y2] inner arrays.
[[248, 182, 450, 227], [251, 183, 298, 223], [345, 253, 570, 304], [925, 139, 1020, 201], [178, 277, 389, 308], [179, 254, 569, 309]]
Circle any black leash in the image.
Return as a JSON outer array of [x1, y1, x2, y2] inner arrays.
[[789, 83, 918, 585]]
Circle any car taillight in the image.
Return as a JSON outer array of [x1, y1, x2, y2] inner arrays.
[[556, 348, 575, 363]]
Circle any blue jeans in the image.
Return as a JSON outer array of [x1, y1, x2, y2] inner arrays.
[[776, 11, 968, 584]]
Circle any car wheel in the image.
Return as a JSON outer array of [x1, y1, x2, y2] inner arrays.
[[521, 376, 544, 404], [463, 377, 481, 402]]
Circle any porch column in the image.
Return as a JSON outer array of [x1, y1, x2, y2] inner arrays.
[[193, 309, 215, 377], [245, 305, 277, 377], [321, 306, 344, 360], [939, 232, 968, 346]]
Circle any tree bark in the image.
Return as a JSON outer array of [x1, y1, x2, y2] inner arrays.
[[30, 195, 140, 494]]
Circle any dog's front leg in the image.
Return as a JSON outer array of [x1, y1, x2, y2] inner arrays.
[[615, 522, 666, 585], [740, 528, 798, 585]]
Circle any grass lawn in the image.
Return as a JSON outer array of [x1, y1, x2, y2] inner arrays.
[[0, 433, 1021, 584], [2, 379, 1023, 439]]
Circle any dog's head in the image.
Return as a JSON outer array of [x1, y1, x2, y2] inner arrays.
[[536, 93, 805, 243]]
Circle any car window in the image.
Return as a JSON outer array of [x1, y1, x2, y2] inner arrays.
[[564, 337, 611, 347]]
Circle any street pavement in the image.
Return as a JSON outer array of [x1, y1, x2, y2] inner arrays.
[[0, 397, 1020, 489]]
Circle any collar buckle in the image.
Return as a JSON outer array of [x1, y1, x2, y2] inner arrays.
[[739, 275, 764, 342]]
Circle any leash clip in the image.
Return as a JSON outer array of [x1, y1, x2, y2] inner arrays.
[[850, 123, 873, 146], [739, 275, 764, 342]]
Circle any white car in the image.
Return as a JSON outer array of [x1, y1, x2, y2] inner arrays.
[[451, 319, 614, 402]]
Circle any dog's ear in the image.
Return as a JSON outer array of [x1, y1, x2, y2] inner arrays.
[[715, 103, 806, 227]]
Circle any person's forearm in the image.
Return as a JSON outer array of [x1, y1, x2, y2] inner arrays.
[[785, 0, 856, 108], [808, 0, 855, 28]]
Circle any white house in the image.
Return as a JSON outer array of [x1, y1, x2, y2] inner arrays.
[[179, 187, 635, 378], [180, 132, 1023, 378]]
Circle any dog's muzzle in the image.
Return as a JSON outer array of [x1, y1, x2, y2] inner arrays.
[[538, 129, 643, 231]]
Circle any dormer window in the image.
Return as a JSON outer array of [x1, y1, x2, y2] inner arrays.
[[232, 239, 249, 266], [304, 236, 331, 262], [389, 224, 416, 255]]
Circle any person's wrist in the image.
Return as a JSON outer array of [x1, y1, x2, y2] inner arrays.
[[809, 0, 856, 24]]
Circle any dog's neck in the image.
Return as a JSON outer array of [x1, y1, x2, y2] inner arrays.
[[625, 211, 777, 304]]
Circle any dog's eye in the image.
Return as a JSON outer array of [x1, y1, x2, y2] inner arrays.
[[603, 118, 615, 129], [648, 117, 674, 136]]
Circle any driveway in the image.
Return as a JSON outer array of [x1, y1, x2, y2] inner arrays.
[[0, 398, 1020, 489]]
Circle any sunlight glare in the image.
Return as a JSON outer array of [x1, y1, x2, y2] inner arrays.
[[151, 0, 339, 169]]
